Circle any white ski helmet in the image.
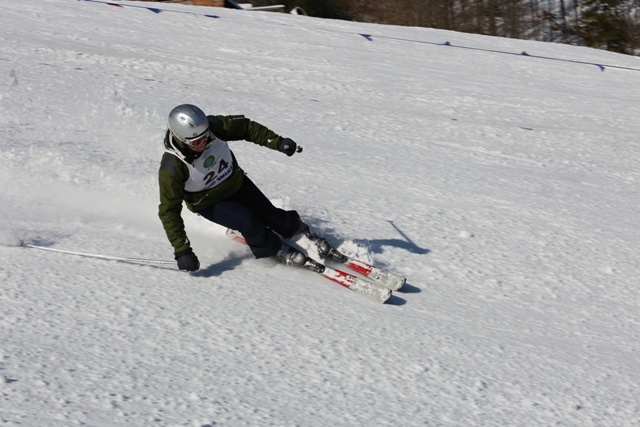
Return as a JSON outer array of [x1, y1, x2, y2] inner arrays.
[[167, 104, 209, 143]]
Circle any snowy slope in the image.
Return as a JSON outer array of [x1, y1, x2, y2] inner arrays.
[[1, 0, 639, 426]]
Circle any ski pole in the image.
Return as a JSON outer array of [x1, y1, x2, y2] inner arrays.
[[20, 240, 175, 265]]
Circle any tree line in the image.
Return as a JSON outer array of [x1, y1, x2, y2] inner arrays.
[[257, 0, 640, 55]]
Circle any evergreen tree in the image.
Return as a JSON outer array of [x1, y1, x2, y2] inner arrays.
[[575, 0, 634, 53]]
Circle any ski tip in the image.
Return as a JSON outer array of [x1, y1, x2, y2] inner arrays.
[[381, 289, 392, 304], [393, 278, 407, 291], [374, 276, 406, 292], [370, 286, 392, 304]]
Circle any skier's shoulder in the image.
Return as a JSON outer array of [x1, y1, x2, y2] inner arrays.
[[208, 114, 247, 127], [160, 151, 188, 175], [208, 114, 250, 139]]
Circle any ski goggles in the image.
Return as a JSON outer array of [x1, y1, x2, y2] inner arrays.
[[184, 129, 210, 150]]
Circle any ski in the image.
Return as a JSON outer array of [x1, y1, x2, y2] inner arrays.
[[225, 229, 391, 303], [228, 228, 406, 291], [298, 256, 392, 303], [302, 233, 407, 291]]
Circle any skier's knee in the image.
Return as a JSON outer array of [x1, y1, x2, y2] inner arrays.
[[277, 211, 309, 239]]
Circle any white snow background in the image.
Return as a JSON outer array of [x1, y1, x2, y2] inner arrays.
[[1, 0, 640, 426]]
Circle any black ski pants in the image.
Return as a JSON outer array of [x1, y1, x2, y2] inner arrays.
[[196, 176, 302, 259]]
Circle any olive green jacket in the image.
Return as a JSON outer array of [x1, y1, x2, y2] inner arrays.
[[158, 114, 283, 255]]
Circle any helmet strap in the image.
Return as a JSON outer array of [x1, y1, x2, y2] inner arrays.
[[168, 131, 201, 163]]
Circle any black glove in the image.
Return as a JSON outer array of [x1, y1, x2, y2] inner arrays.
[[277, 137, 299, 157], [175, 249, 200, 272]]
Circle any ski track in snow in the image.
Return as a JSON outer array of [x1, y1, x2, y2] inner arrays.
[[1, 1, 639, 426]]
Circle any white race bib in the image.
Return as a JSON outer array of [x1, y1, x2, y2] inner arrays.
[[169, 138, 235, 192]]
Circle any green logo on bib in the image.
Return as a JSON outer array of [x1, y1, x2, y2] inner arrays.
[[203, 156, 216, 169]]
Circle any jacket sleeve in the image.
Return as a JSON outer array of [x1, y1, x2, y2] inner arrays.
[[209, 115, 283, 150], [158, 153, 192, 255]]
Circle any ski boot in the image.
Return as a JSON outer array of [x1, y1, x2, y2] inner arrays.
[[274, 243, 308, 267], [307, 234, 348, 263]]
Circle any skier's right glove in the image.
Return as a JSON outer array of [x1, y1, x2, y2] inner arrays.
[[277, 137, 300, 157], [175, 249, 200, 272]]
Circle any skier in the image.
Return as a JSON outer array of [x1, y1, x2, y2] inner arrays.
[[158, 104, 309, 272]]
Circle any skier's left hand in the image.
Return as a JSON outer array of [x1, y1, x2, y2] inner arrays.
[[175, 250, 200, 272], [277, 138, 300, 156]]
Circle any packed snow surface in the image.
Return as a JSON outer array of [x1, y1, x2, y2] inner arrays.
[[1, 1, 639, 426]]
